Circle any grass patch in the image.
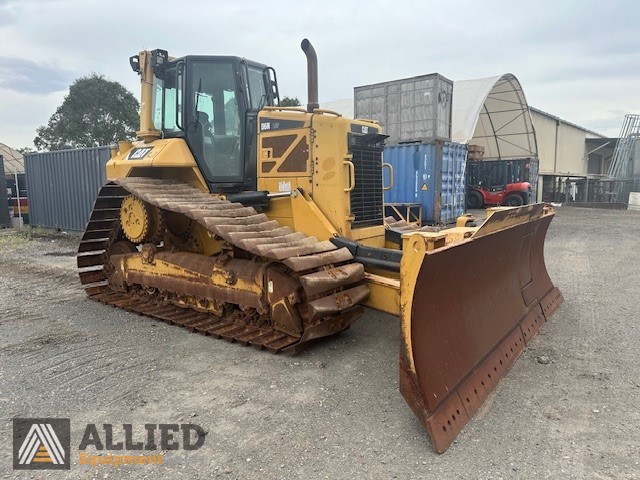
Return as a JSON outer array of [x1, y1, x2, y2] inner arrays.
[[0, 226, 80, 252]]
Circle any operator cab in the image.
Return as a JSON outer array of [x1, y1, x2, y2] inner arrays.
[[136, 49, 280, 193]]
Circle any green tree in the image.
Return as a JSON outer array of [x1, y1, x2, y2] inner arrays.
[[34, 73, 139, 150], [280, 96, 301, 107], [16, 147, 36, 155]]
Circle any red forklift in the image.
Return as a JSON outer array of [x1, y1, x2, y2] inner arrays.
[[466, 158, 538, 208], [466, 181, 532, 208]]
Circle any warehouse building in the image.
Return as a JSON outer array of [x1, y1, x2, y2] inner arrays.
[[529, 107, 611, 202]]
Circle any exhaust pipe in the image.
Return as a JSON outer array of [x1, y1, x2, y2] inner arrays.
[[301, 39, 319, 113]]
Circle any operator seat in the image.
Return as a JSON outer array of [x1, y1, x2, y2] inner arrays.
[[197, 112, 215, 145]]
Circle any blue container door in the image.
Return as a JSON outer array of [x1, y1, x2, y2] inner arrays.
[[439, 142, 468, 224], [383, 144, 437, 222]]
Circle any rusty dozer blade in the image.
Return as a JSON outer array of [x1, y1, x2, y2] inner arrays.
[[399, 204, 563, 453]]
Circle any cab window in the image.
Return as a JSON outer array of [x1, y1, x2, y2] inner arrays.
[[189, 61, 242, 180], [247, 66, 266, 110]]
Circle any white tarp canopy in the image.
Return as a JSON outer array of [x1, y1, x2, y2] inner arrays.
[[0, 143, 24, 174], [321, 98, 354, 118], [452, 74, 537, 159]]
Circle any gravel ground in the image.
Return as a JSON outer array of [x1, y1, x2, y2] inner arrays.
[[0, 207, 639, 479]]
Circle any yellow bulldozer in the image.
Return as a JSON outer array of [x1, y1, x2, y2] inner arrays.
[[77, 40, 563, 453]]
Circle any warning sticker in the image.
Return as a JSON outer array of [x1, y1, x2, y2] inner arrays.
[[421, 184, 428, 191]]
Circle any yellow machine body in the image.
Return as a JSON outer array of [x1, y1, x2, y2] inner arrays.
[[78, 42, 563, 453]]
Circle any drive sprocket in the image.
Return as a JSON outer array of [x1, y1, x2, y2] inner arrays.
[[119, 195, 164, 244]]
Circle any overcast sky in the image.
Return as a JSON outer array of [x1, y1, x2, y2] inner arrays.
[[1, 0, 639, 149]]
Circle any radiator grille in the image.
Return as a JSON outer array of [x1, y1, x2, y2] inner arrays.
[[349, 135, 384, 228]]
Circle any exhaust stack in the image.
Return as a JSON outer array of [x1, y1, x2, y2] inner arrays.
[[301, 39, 319, 113]]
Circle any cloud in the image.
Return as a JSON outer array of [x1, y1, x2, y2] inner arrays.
[[0, 57, 75, 94], [0, 1, 17, 26], [0, 88, 65, 148], [0, 0, 638, 143]]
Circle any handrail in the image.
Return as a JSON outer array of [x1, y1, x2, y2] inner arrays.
[[343, 160, 356, 192]]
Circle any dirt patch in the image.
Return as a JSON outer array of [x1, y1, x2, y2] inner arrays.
[[0, 208, 639, 479]]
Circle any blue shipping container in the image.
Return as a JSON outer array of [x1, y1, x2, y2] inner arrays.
[[383, 141, 467, 225], [25, 147, 110, 231]]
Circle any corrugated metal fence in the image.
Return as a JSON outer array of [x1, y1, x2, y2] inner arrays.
[[25, 147, 110, 231]]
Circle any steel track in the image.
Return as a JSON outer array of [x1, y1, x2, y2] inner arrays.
[[77, 179, 368, 354]]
